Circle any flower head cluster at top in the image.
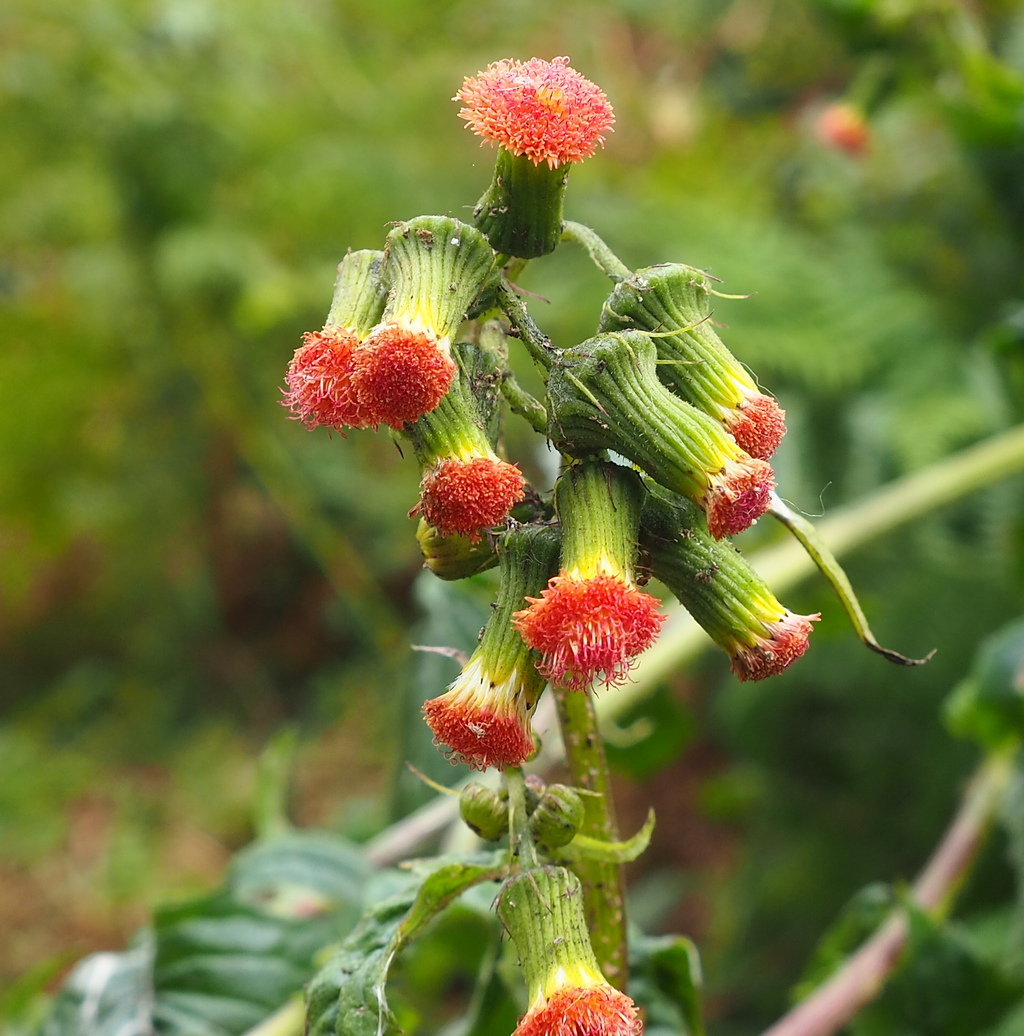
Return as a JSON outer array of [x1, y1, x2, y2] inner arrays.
[[455, 55, 615, 168], [284, 56, 825, 780]]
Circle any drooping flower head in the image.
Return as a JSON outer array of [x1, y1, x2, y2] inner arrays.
[[599, 264, 786, 459], [514, 460, 665, 691], [641, 484, 819, 681], [456, 57, 614, 258], [498, 867, 643, 1036], [815, 101, 870, 156], [423, 523, 560, 770], [404, 341, 527, 542], [351, 216, 497, 428], [282, 250, 387, 431], [548, 331, 776, 538], [456, 56, 614, 169]]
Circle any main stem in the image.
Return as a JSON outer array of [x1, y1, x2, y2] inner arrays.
[[553, 684, 628, 987]]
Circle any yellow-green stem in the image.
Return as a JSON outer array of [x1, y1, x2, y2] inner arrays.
[[553, 685, 628, 988]]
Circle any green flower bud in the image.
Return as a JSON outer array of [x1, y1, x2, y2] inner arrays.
[[530, 784, 585, 848], [459, 782, 509, 841]]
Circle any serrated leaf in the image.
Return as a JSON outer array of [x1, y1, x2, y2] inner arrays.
[[39, 935, 154, 1036], [305, 851, 507, 1036], [945, 617, 1024, 749], [628, 930, 704, 1036]]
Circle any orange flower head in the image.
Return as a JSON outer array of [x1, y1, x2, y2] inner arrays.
[[416, 456, 526, 542], [731, 610, 820, 682], [456, 56, 614, 168], [351, 324, 456, 429], [725, 392, 787, 461], [815, 102, 870, 156], [704, 457, 775, 540], [514, 984, 642, 1036], [514, 570, 666, 692], [282, 328, 380, 430], [423, 655, 536, 771]]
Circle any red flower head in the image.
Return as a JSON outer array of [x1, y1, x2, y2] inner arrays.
[[423, 654, 538, 771], [731, 610, 820, 682], [514, 569, 665, 692], [282, 328, 380, 431], [726, 391, 787, 461], [815, 102, 870, 156], [350, 323, 456, 429], [704, 456, 776, 540], [456, 56, 614, 169], [514, 985, 642, 1036], [415, 456, 526, 542]]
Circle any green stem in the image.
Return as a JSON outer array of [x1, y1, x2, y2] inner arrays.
[[504, 767, 539, 870], [561, 221, 632, 281], [498, 281, 556, 369], [241, 996, 304, 1036], [553, 685, 628, 988], [500, 371, 549, 435], [759, 748, 1016, 1036]]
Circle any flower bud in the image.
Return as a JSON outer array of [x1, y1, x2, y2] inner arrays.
[[459, 782, 508, 841], [640, 484, 818, 681], [514, 459, 665, 691], [456, 56, 614, 257], [282, 250, 387, 430], [498, 867, 641, 1036], [405, 342, 526, 542], [530, 784, 585, 848], [423, 523, 561, 770], [352, 216, 497, 428], [523, 773, 547, 814], [548, 330, 775, 538], [598, 264, 785, 459], [415, 517, 500, 581]]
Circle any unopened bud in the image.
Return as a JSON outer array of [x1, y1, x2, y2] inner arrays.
[[459, 782, 509, 841], [530, 784, 585, 848]]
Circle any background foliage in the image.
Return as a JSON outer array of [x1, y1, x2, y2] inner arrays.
[[5, 0, 1024, 1032]]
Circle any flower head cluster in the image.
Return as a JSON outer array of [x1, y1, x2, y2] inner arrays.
[[456, 56, 614, 169]]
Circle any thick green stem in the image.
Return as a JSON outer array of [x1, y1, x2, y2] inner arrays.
[[553, 686, 628, 988], [562, 221, 632, 281]]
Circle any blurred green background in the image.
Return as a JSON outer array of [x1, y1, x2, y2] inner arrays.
[[5, 0, 1024, 1030]]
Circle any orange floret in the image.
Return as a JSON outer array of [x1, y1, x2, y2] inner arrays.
[[704, 457, 775, 540], [351, 324, 456, 429], [513, 571, 665, 692], [282, 328, 380, 430], [456, 56, 614, 168], [415, 457, 526, 541], [514, 985, 642, 1036], [725, 392, 787, 461], [422, 656, 536, 771], [731, 611, 821, 682]]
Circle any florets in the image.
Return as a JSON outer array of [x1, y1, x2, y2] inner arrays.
[[514, 985, 642, 1036], [725, 391, 787, 461], [416, 456, 526, 541], [351, 324, 456, 429], [514, 570, 665, 691], [704, 457, 776, 540], [283, 328, 378, 430], [422, 655, 536, 770], [456, 56, 614, 168], [731, 611, 820, 682]]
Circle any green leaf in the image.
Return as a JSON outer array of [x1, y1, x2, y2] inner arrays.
[[39, 935, 155, 1036], [945, 617, 1024, 749], [555, 809, 656, 864], [851, 903, 1020, 1036], [305, 851, 507, 1036], [792, 882, 895, 1001], [628, 930, 704, 1036]]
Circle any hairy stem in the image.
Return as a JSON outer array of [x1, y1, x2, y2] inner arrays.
[[758, 748, 1015, 1036], [498, 281, 556, 369], [553, 685, 628, 988], [562, 221, 632, 281]]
